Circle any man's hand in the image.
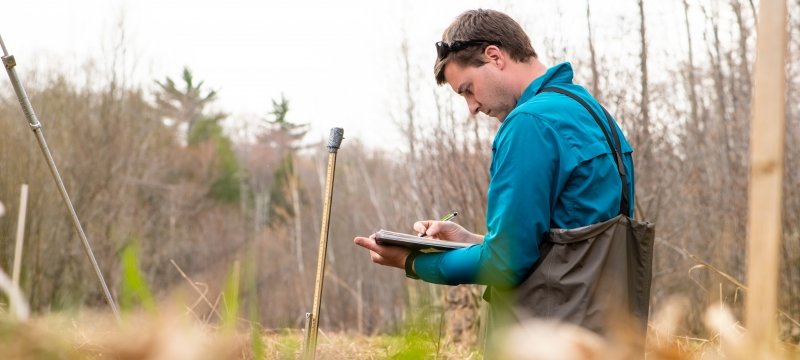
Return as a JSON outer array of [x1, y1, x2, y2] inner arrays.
[[413, 220, 484, 244], [353, 234, 411, 270]]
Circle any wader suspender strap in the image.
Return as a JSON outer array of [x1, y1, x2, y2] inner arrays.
[[538, 87, 630, 216]]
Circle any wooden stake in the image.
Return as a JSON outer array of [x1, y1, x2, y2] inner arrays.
[[12, 184, 28, 288], [745, 0, 787, 356], [10, 184, 28, 317]]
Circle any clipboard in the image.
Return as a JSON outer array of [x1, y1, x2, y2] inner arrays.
[[374, 229, 473, 252]]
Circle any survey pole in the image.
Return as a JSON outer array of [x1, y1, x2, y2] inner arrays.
[[303, 128, 343, 360]]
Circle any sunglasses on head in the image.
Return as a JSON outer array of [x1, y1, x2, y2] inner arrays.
[[435, 40, 502, 60]]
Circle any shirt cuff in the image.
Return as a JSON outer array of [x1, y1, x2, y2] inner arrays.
[[412, 252, 447, 284]]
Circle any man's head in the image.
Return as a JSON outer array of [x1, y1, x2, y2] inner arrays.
[[434, 9, 537, 85], [434, 9, 540, 122]]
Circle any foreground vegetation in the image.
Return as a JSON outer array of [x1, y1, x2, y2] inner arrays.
[[0, 310, 480, 359], [0, 306, 798, 359]]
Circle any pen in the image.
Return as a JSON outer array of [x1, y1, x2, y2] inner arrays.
[[418, 211, 458, 237]]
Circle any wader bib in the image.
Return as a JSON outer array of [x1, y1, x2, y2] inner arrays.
[[485, 87, 656, 337]]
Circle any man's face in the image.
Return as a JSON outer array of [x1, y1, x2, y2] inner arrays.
[[444, 60, 516, 122]]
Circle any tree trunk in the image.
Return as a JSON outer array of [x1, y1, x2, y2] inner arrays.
[[731, 0, 752, 97], [638, 0, 650, 149], [637, 0, 656, 219], [291, 173, 304, 274], [586, 0, 601, 101], [357, 156, 388, 227], [682, 0, 700, 131], [401, 38, 427, 220]]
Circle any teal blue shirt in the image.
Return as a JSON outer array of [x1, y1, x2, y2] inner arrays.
[[414, 62, 635, 287]]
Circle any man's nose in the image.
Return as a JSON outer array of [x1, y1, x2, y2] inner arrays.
[[467, 99, 480, 115]]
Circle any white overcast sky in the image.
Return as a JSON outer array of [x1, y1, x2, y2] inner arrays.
[[1, 0, 699, 151]]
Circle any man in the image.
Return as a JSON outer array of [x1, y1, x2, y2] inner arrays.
[[354, 9, 647, 335]]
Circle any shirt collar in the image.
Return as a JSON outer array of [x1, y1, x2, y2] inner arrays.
[[516, 62, 575, 108]]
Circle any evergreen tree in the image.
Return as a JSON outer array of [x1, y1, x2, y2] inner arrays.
[[155, 67, 240, 203], [262, 94, 309, 226], [155, 67, 218, 141]]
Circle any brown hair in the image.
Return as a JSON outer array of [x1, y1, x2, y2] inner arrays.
[[434, 9, 537, 85]]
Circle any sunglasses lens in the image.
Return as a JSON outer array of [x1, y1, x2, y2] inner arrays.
[[435, 41, 449, 59]]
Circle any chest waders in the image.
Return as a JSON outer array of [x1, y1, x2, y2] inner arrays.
[[485, 87, 655, 343]]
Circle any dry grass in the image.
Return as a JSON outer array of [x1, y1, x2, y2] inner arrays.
[[1, 303, 800, 360], [0, 310, 479, 360], [260, 330, 479, 359], [489, 298, 800, 360], [0, 311, 243, 360]]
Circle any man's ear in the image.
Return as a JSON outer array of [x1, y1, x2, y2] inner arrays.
[[484, 45, 505, 69]]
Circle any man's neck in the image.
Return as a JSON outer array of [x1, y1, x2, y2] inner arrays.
[[509, 58, 547, 98]]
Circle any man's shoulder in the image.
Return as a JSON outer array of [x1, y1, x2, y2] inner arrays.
[[512, 84, 591, 117], [504, 84, 591, 136], [504, 84, 624, 162]]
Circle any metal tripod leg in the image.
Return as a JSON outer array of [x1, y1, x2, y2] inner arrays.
[[0, 34, 120, 319]]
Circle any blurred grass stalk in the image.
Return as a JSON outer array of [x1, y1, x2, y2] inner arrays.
[[222, 261, 241, 332], [120, 240, 156, 314], [0, 267, 29, 321]]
